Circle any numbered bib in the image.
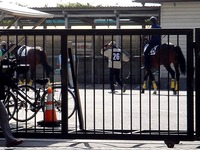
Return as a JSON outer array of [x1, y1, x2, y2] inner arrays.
[[112, 52, 121, 61]]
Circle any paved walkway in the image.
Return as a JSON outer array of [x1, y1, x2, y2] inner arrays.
[[1, 87, 196, 149], [0, 138, 200, 149]]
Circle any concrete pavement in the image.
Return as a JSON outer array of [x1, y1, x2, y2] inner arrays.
[[0, 138, 200, 149], [1, 87, 196, 149]]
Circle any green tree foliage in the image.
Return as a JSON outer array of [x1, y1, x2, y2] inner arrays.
[[0, 20, 13, 26], [57, 2, 102, 8]]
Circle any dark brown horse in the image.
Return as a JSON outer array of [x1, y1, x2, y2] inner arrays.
[[11, 45, 52, 83], [141, 43, 186, 94]]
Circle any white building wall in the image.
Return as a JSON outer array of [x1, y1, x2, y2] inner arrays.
[[159, 2, 199, 78], [161, 2, 200, 29]]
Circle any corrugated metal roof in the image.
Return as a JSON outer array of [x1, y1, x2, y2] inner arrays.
[[30, 5, 160, 9], [0, 2, 54, 18]]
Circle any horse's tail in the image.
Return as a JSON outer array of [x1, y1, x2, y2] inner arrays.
[[39, 51, 53, 76], [174, 45, 186, 75]]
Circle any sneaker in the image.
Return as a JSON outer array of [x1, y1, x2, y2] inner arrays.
[[122, 85, 126, 93], [6, 139, 23, 147]]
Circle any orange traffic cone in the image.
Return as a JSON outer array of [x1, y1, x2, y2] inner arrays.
[[38, 87, 60, 127]]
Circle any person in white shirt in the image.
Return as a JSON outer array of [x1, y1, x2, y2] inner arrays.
[[101, 41, 129, 93]]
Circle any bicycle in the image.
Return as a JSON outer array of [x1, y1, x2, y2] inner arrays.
[[6, 78, 76, 122], [4, 86, 18, 120]]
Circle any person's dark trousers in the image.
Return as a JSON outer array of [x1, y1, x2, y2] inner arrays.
[[109, 68, 123, 91]]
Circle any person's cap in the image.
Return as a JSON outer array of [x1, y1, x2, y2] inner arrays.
[[150, 16, 157, 22], [1, 41, 6, 46]]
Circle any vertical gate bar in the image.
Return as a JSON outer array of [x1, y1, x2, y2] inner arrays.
[[83, 35, 87, 132], [158, 33, 161, 135], [51, 35, 56, 133], [61, 34, 68, 134], [15, 35, 19, 132], [129, 35, 133, 133], [149, 91, 151, 134], [186, 30, 194, 138], [92, 35, 96, 132], [139, 34, 142, 134], [158, 69, 161, 135], [6, 35, 9, 58], [176, 35, 180, 135], [15, 35, 19, 133], [33, 35, 37, 131], [102, 35, 105, 134], [42, 35, 46, 83], [195, 28, 200, 138], [167, 35, 170, 135], [148, 33, 151, 134], [121, 35, 123, 134], [74, 36, 79, 132], [111, 35, 115, 133], [51, 35, 55, 83], [39, 35, 43, 132]]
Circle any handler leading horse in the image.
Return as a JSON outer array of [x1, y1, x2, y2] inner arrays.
[[141, 43, 186, 95]]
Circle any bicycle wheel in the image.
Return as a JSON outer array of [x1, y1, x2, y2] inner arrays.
[[12, 85, 39, 122], [4, 91, 17, 120], [44, 86, 76, 119]]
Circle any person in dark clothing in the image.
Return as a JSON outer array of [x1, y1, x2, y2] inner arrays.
[[0, 68, 23, 147], [144, 16, 161, 69]]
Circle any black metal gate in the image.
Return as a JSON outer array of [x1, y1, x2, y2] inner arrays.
[[0, 29, 195, 148], [195, 28, 200, 140]]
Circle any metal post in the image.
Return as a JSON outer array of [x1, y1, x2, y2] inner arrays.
[[61, 36, 69, 134], [68, 44, 84, 130], [115, 10, 120, 47], [63, 11, 69, 29], [195, 28, 200, 139]]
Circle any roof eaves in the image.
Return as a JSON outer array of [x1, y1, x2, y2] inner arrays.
[[0, 2, 54, 18]]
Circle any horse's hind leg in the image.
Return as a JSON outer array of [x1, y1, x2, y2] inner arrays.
[[174, 65, 180, 94], [148, 69, 157, 94], [141, 68, 151, 93], [164, 65, 176, 93], [141, 70, 148, 93]]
